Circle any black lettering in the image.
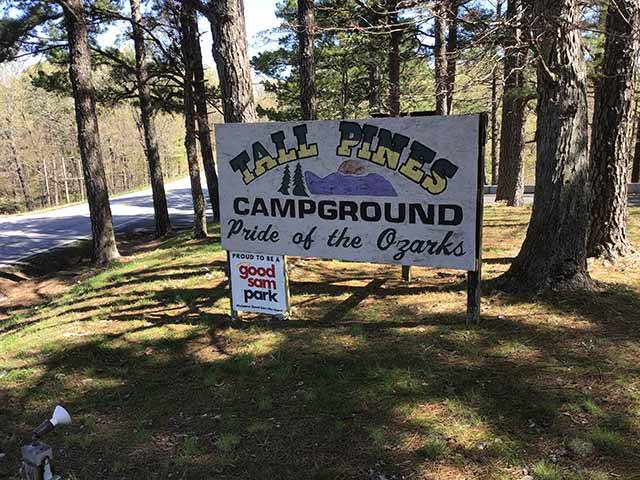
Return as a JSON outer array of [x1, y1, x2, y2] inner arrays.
[[409, 203, 434, 224], [384, 203, 405, 223], [271, 198, 296, 217], [337, 121, 363, 157], [233, 197, 249, 215], [339, 201, 359, 221], [299, 199, 316, 217], [250, 198, 269, 216], [361, 202, 381, 221], [377, 228, 397, 250], [438, 205, 463, 226], [318, 200, 338, 220]]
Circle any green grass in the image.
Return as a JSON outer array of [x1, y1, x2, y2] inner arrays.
[[417, 438, 449, 460], [1, 206, 639, 479], [532, 461, 562, 480], [589, 427, 625, 456]]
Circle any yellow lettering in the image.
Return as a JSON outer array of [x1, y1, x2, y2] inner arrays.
[[356, 142, 374, 161], [297, 142, 318, 159], [422, 171, 447, 194], [241, 169, 256, 185], [372, 146, 402, 170], [399, 157, 426, 184], [337, 138, 360, 157], [254, 154, 278, 177], [276, 147, 297, 164]]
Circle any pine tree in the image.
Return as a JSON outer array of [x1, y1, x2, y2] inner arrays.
[[278, 164, 291, 195], [496, 0, 592, 292], [292, 162, 309, 197], [587, 0, 639, 260]]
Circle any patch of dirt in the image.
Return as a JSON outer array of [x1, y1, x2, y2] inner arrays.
[[0, 229, 187, 319]]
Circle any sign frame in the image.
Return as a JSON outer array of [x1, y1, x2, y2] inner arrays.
[[217, 113, 486, 324]]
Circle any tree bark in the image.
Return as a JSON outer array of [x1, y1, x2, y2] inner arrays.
[[495, 0, 528, 206], [497, 0, 592, 292], [587, 0, 639, 260], [387, 0, 401, 116], [185, 2, 221, 222], [180, 1, 208, 238], [434, 2, 448, 115], [365, 9, 382, 114], [368, 52, 381, 114], [634, 115, 640, 182], [445, 0, 459, 114], [202, 0, 257, 123], [130, 0, 172, 237], [42, 156, 51, 207], [61, 0, 119, 265], [490, 0, 502, 185], [52, 154, 60, 205], [60, 154, 71, 203], [298, 0, 317, 120]]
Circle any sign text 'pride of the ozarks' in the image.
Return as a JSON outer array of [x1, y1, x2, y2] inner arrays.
[[215, 115, 482, 271]]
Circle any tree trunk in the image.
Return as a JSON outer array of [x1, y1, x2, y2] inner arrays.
[[496, 0, 592, 292], [387, 0, 401, 116], [490, 0, 502, 185], [368, 54, 381, 114], [434, 2, 448, 115], [180, 1, 208, 238], [185, 2, 221, 222], [298, 0, 317, 120], [62, 0, 120, 265], [74, 156, 85, 200], [445, 1, 459, 114], [61, 154, 71, 204], [203, 0, 257, 123], [495, 0, 527, 206], [130, 0, 172, 237], [340, 57, 349, 118], [52, 155, 60, 205], [2, 125, 34, 210], [43, 157, 51, 207], [588, 0, 639, 260], [634, 115, 640, 182], [366, 9, 382, 114]]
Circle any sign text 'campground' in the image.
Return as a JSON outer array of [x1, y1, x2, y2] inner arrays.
[[216, 116, 481, 271]]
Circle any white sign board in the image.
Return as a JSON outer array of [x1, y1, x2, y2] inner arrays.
[[216, 115, 482, 271], [229, 251, 288, 315]]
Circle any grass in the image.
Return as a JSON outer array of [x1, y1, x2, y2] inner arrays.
[[0, 205, 639, 479]]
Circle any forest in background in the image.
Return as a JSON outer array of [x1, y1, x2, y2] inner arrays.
[[0, 64, 187, 213], [2, 1, 638, 216], [0, 0, 555, 215]]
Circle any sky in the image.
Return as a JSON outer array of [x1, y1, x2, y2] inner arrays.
[[202, 0, 281, 66], [98, 0, 282, 71]]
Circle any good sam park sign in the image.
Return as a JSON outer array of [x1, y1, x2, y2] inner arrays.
[[216, 114, 485, 323]]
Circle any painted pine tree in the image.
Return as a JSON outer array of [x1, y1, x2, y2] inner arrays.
[[278, 164, 291, 195], [292, 162, 309, 197]]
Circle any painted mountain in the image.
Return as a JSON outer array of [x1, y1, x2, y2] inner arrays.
[[304, 171, 397, 197]]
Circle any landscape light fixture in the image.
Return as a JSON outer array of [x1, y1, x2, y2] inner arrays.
[[20, 405, 71, 480]]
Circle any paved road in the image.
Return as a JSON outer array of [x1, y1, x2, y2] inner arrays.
[[1, 178, 638, 267], [0, 177, 205, 267]]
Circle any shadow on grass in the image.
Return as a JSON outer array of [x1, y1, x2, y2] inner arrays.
[[2, 261, 640, 478]]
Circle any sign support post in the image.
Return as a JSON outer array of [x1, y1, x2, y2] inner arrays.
[[226, 251, 239, 321], [466, 113, 487, 326]]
